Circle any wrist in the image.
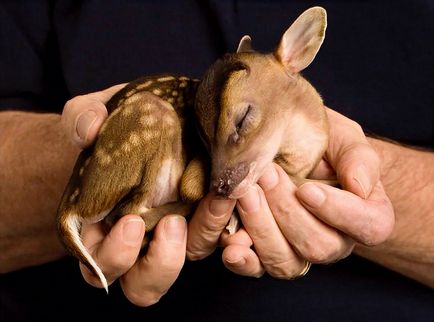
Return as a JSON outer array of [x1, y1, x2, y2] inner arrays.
[[366, 137, 400, 187], [357, 137, 434, 287]]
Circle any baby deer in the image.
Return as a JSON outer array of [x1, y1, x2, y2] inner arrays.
[[57, 7, 329, 292]]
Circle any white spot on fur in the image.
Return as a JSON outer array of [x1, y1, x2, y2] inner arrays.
[[125, 89, 136, 97], [122, 104, 135, 116], [157, 76, 175, 82], [136, 81, 153, 90], [153, 89, 163, 96], [122, 142, 132, 152], [137, 204, 150, 214], [124, 95, 140, 105], [129, 133, 141, 145], [96, 149, 112, 165], [140, 115, 158, 127]]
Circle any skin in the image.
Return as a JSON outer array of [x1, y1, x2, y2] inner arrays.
[[0, 86, 432, 308], [188, 109, 396, 277]]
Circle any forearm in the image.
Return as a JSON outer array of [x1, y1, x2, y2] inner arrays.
[[0, 111, 79, 272], [355, 138, 434, 288]]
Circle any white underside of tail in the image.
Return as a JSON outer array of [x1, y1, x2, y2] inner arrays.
[[66, 214, 108, 293]]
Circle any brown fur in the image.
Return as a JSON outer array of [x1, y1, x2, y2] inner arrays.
[[57, 6, 330, 290], [57, 76, 207, 289], [195, 7, 329, 197]]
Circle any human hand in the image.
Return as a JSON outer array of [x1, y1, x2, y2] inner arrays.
[[61, 86, 187, 306], [187, 107, 395, 279]]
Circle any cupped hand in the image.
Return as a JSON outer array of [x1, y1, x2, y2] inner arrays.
[[187, 107, 395, 279], [61, 86, 187, 306]]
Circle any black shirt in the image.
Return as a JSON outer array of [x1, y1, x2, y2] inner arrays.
[[0, 1, 433, 321]]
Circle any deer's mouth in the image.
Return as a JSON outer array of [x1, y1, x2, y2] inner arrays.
[[211, 162, 257, 199]]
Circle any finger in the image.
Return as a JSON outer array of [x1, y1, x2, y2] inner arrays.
[[237, 184, 308, 278], [222, 244, 265, 278], [120, 215, 187, 307], [325, 108, 380, 198], [61, 83, 126, 149], [296, 181, 394, 246], [186, 193, 236, 260], [220, 227, 253, 248], [80, 214, 145, 288], [88, 83, 127, 103], [258, 163, 355, 263], [308, 159, 336, 180]]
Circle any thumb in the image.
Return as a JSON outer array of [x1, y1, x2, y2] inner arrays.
[[325, 108, 380, 198], [61, 83, 126, 149]]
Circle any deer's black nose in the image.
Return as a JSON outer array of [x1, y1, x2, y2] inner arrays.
[[210, 163, 249, 198]]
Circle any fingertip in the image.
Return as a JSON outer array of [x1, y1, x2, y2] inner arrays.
[[76, 107, 108, 148], [86, 215, 144, 285], [121, 216, 145, 246], [222, 245, 264, 278], [186, 193, 235, 261], [220, 228, 253, 248], [296, 183, 326, 208], [341, 162, 379, 199], [258, 163, 280, 191], [237, 185, 262, 213], [163, 215, 187, 245], [352, 164, 372, 199], [209, 195, 236, 218], [336, 146, 380, 199]]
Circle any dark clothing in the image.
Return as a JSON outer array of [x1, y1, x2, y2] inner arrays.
[[0, 1, 433, 321]]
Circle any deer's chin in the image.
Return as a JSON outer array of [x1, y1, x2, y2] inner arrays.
[[228, 162, 258, 199]]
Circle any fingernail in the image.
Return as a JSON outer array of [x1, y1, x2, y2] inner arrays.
[[353, 164, 371, 199], [209, 198, 234, 217], [123, 218, 144, 245], [165, 216, 186, 243], [258, 164, 279, 191], [76, 111, 97, 142], [225, 256, 246, 267], [238, 186, 261, 213], [297, 183, 326, 208]]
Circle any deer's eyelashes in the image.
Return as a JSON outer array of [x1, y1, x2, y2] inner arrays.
[[229, 104, 254, 144], [237, 104, 250, 132]]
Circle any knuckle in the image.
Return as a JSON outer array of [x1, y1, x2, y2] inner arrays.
[[157, 257, 184, 274], [300, 239, 340, 264], [64, 94, 104, 116], [304, 247, 329, 263], [186, 247, 210, 261], [63, 95, 84, 113], [360, 211, 394, 246], [267, 260, 300, 279], [106, 254, 133, 272], [358, 198, 394, 246], [348, 119, 364, 135], [273, 202, 293, 221]]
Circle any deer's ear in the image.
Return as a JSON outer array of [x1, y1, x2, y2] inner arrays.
[[276, 7, 327, 73], [237, 35, 254, 53]]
